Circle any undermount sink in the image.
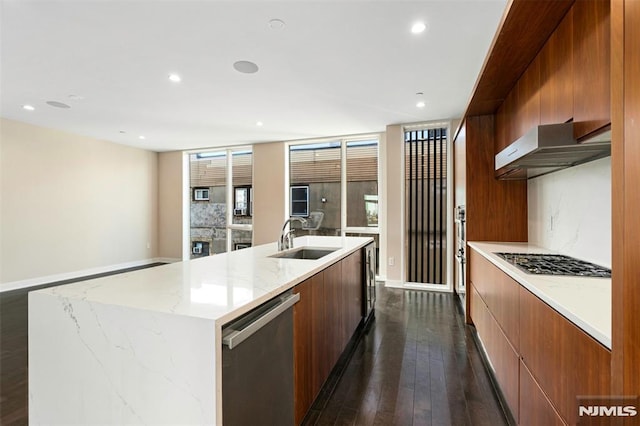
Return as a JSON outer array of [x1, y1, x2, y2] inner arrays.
[[269, 247, 338, 260]]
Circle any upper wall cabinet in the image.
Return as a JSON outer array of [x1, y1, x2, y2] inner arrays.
[[540, 7, 573, 125], [495, 89, 516, 153], [495, 50, 541, 154], [516, 55, 541, 141], [496, 0, 610, 151], [572, 0, 611, 140]]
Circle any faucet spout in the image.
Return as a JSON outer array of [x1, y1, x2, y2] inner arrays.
[[278, 217, 308, 251]]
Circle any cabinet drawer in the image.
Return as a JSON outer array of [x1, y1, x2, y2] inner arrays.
[[470, 283, 519, 422], [519, 286, 610, 425], [520, 360, 567, 426], [469, 249, 519, 351]]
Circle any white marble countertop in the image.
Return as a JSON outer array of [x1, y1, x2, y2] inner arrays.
[[34, 236, 373, 326], [467, 241, 611, 349]]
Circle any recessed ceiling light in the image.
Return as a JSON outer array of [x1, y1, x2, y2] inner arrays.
[[416, 101, 426, 108], [168, 73, 182, 83], [233, 61, 259, 74], [22, 104, 35, 111], [119, 130, 126, 134], [46, 101, 71, 109], [416, 92, 426, 108], [411, 22, 427, 34], [256, 121, 264, 127], [269, 19, 285, 30], [139, 135, 146, 140], [68, 94, 84, 101]]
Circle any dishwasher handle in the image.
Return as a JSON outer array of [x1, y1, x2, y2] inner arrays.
[[222, 293, 300, 350]]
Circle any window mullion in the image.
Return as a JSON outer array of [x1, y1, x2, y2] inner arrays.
[[226, 149, 233, 252], [340, 139, 347, 237]]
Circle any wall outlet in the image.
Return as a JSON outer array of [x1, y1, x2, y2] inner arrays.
[[388, 257, 395, 266]]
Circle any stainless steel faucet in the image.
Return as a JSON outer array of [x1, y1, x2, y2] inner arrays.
[[278, 217, 307, 251]]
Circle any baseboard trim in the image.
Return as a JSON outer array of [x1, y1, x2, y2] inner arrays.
[[0, 258, 179, 293], [384, 280, 453, 293]]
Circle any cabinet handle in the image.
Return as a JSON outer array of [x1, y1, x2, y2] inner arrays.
[[222, 293, 300, 349]]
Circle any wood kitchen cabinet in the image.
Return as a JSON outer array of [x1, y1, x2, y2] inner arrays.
[[540, 7, 573, 125], [324, 261, 343, 367], [293, 276, 315, 425], [515, 55, 541, 141], [453, 117, 527, 320], [293, 250, 364, 425], [469, 283, 520, 423], [495, 0, 610, 149], [469, 249, 519, 351], [469, 248, 611, 424], [519, 361, 567, 426], [519, 285, 611, 425], [495, 89, 516, 153], [573, 0, 610, 139], [341, 249, 363, 351], [495, 48, 540, 153]]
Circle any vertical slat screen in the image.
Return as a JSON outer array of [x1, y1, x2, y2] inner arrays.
[[405, 128, 447, 284]]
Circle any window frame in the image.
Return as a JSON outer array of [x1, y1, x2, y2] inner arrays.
[[290, 185, 310, 217]]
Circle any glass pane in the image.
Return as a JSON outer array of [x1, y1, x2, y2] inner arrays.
[[231, 229, 252, 251], [346, 139, 379, 227], [189, 152, 228, 257], [232, 150, 252, 225], [289, 142, 341, 236]]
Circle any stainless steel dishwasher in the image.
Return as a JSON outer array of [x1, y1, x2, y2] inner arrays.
[[221, 290, 299, 426]]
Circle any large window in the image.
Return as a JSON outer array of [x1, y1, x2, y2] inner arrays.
[[288, 136, 380, 246], [189, 148, 252, 258], [346, 140, 379, 228]]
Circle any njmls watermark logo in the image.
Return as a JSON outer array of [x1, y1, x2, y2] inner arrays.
[[577, 396, 638, 425]]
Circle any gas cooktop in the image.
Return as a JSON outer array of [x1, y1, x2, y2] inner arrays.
[[494, 253, 611, 278]]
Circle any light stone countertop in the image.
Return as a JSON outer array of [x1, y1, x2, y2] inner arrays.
[[29, 235, 374, 425], [34, 235, 373, 326], [468, 241, 611, 349]]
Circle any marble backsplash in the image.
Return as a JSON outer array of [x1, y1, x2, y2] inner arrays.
[[528, 156, 611, 268]]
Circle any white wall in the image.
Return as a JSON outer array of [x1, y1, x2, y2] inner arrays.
[[0, 118, 159, 287], [528, 156, 611, 267]]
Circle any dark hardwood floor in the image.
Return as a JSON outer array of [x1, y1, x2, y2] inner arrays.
[[304, 285, 509, 426], [0, 263, 165, 425], [2, 272, 507, 425]]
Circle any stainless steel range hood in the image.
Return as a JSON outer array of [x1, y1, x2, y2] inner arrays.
[[495, 123, 611, 180]]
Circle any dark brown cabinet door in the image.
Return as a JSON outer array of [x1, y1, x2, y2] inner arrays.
[[515, 54, 541, 140], [573, 0, 610, 139], [293, 252, 366, 424], [324, 261, 343, 367], [519, 286, 610, 425], [495, 90, 516, 153], [540, 7, 573, 125], [293, 278, 314, 425], [469, 283, 520, 422], [341, 250, 363, 342]]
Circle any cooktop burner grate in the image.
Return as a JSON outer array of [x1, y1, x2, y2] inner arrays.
[[494, 253, 611, 278]]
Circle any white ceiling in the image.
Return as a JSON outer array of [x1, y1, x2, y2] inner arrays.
[[1, 0, 507, 152]]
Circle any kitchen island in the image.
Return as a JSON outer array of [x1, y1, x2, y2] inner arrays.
[[28, 236, 372, 425]]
